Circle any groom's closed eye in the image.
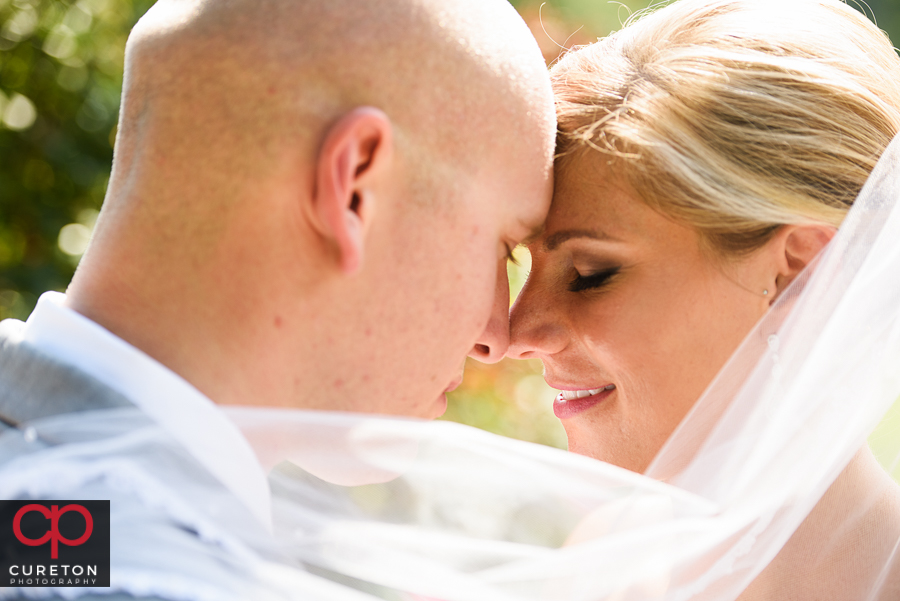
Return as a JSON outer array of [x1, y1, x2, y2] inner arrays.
[[504, 243, 520, 265]]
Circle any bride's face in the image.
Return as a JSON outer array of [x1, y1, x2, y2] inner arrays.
[[509, 153, 773, 473]]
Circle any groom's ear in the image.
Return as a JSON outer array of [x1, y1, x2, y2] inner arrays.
[[311, 107, 393, 275]]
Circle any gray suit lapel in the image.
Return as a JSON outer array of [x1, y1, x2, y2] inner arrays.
[[0, 319, 133, 429]]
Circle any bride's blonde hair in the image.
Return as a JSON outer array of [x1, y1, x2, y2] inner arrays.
[[553, 0, 900, 253]]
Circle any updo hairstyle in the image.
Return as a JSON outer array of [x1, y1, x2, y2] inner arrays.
[[552, 0, 900, 254]]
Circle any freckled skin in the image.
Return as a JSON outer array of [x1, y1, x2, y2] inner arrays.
[[509, 154, 774, 473]]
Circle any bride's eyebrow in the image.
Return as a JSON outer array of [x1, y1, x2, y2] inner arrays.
[[544, 229, 616, 251]]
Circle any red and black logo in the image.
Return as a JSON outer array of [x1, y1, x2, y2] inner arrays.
[[0, 500, 110, 587]]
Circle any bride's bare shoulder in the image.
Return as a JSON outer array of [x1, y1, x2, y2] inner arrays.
[[740, 447, 900, 600]]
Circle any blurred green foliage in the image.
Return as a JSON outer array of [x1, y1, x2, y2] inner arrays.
[[0, 0, 154, 321], [2, 0, 899, 449]]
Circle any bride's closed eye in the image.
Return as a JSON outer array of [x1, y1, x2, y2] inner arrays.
[[569, 266, 620, 293]]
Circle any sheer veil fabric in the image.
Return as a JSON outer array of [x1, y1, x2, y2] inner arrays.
[[3, 138, 900, 600], [230, 132, 900, 600]]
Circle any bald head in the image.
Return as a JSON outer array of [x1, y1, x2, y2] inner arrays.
[[69, 0, 555, 417], [109, 0, 553, 212]]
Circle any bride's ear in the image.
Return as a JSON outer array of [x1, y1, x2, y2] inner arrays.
[[769, 223, 836, 301], [310, 107, 393, 275]]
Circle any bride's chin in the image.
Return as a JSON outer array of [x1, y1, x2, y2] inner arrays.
[[566, 439, 616, 467], [563, 423, 652, 473], [562, 424, 606, 462]]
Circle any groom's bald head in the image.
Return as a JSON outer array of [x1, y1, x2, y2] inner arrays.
[[110, 0, 551, 213], [71, 0, 554, 417]]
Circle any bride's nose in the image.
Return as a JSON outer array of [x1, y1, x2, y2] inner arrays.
[[508, 277, 566, 360], [468, 264, 511, 364]]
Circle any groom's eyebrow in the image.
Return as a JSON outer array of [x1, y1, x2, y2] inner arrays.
[[544, 229, 615, 251], [520, 222, 545, 246]]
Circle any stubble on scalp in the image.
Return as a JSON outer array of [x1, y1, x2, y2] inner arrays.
[[110, 0, 556, 224]]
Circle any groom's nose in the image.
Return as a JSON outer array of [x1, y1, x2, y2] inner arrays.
[[468, 263, 511, 364]]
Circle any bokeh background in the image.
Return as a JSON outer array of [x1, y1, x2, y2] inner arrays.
[[1, 0, 899, 453]]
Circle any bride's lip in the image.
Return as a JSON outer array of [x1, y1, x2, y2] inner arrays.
[[552, 384, 616, 419], [548, 381, 612, 391]]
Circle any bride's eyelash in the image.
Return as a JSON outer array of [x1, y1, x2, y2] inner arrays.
[[569, 267, 620, 292]]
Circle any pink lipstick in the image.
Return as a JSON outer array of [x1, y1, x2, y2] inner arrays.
[[553, 384, 616, 419]]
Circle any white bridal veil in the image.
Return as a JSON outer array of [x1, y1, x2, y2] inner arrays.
[[233, 133, 900, 600], [4, 137, 900, 601]]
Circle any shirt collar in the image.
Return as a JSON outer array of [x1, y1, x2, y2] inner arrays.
[[21, 292, 273, 531]]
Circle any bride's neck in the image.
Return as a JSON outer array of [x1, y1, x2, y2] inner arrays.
[[740, 446, 900, 600]]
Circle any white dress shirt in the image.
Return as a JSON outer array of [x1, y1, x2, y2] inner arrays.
[[19, 291, 272, 531]]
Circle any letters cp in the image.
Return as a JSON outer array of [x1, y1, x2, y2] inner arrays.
[[13, 504, 93, 559]]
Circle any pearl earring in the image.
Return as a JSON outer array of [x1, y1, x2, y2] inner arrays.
[[763, 289, 769, 296]]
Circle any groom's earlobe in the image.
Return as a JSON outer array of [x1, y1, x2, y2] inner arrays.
[[311, 107, 393, 275]]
